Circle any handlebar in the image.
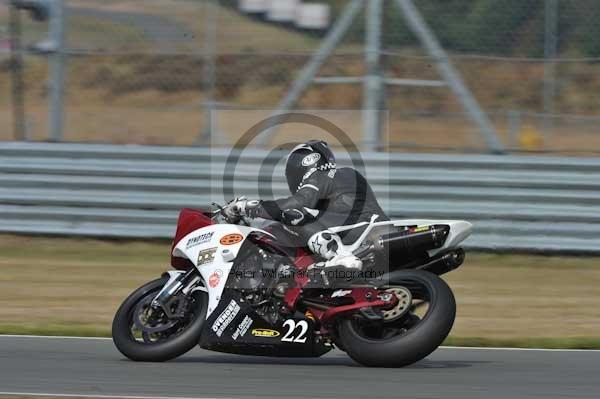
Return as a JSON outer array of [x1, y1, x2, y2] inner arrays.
[[211, 200, 250, 226]]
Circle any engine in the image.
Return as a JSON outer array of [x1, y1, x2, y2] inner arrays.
[[229, 246, 291, 325]]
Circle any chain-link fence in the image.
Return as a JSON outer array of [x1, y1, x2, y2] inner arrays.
[[1, 0, 600, 153]]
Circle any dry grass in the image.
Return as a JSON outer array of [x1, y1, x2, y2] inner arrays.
[[0, 82, 596, 153], [445, 253, 600, 339], [67, 0, 326, 53], [0, 235, 167, 334], [2, 1, 600, 152], [0, 234, 599, 342]]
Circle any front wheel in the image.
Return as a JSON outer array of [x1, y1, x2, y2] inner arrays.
[[338, 270, 456, 367], [112, 277, 207, 362]]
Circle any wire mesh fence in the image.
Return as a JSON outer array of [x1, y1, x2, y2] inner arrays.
[[0, 0, 600, 153]]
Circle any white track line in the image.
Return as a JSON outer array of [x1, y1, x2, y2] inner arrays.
[[0, 334, 598, 352], [0, 334, 111, 340], [0, 392, 227, 399], [439, 345, 599, 353]]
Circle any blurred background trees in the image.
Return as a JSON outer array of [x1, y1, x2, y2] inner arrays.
[[222, 0, 600, 57]]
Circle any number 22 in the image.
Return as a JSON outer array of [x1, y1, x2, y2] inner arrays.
[[281, 319, 308, 343]]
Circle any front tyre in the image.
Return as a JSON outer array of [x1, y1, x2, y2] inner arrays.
[[112, 277, 207, 362], [339, 270, 455, 367]]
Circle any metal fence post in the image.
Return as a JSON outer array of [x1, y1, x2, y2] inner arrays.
[[543, 0, 558, 135], [363, 0, 384, 151], [394, 0, 505, 154], [9, 4, 27, 141], [48, 0, 66, 142], [198, 0, 219, 146]]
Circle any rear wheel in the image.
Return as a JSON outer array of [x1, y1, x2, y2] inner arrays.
[[112, 277, 207, 362], [338, 270, 455, 367]]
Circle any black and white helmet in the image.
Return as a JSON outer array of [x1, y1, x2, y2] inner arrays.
[[285, 140, 336, 194]]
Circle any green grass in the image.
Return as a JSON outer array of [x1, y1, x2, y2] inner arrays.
[[0, 324, 110, 338], [443, 336, 600, 350], [0, 13, 145, 51], [1, 234, 599, 349]]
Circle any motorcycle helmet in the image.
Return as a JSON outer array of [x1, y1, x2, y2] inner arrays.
[[285, 140, 336, 193]]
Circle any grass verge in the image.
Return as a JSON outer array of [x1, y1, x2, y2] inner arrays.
[[1, 235, 599, 349], [443, 336, 600, 350]]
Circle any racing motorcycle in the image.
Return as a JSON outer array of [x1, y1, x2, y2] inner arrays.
[[112, 203, 472, 367]]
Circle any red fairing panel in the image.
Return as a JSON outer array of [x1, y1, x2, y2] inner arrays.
[[171, 208, 215, 270]]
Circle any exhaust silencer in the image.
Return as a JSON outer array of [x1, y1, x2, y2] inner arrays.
[[377, 225, 450, 257], [417, 249, 465, 275]]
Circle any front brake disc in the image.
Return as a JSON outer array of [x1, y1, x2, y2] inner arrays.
[[133, 296, 178, 334]]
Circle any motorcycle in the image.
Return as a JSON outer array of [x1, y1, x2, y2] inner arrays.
[[112, 203, 472, 367]]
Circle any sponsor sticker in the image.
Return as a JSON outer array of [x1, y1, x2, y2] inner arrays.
[[208, 269, 223, 288], [186, 232, 215, 249], [212, 300, 240, 337], [302, 167, 317, 181], [232, 315, 253, 341], [331, 289, 352, 298], [197, 247, 217, 266], [251, 328, 281, 338], [302, 153, 321, 167], [220, 233, 244, 245], [410, 226, 430, 233]]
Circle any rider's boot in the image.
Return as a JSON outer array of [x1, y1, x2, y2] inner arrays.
[[307, 230, 362, 286]]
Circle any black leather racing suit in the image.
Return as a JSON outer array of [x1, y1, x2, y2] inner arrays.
[[253, 167, 389, 245]]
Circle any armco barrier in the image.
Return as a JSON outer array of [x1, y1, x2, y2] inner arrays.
[[0, 142, 599, 254]]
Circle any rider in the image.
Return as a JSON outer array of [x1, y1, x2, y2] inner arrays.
[[225, 140, 388, 272]]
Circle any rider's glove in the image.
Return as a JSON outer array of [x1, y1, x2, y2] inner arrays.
[[224, 197, 263, 220], [244, 200, 263, 219], [223, 197, 245, 221]]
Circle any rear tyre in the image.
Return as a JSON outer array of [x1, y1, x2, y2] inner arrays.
[[112, 277, 207, 362], [338, 270, 455, 367]]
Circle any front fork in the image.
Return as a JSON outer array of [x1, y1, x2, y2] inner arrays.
[[151, 268, 204, 319]]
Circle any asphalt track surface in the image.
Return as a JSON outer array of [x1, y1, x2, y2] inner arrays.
[[0, 336, 598, 399]]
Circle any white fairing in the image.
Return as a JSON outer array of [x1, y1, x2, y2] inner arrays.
[[172, 224, 273, 318], [331, 216, 473, 257], [173, 217, 471, 318], [391, 219, 473, 256]]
